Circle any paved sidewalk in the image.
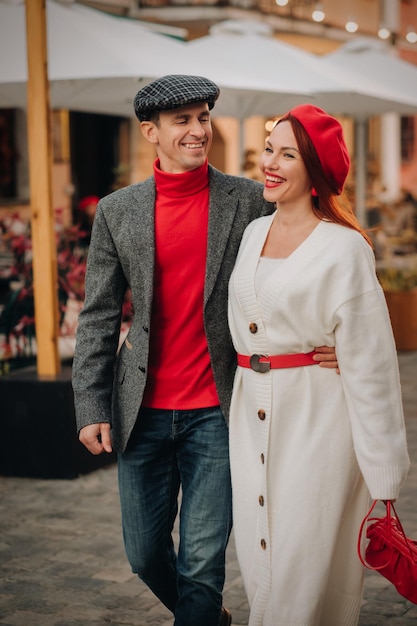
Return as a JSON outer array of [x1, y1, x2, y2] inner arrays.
[[0, 352, 417, 626]]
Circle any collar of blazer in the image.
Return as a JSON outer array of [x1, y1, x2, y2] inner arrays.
[[205, 166, 241, 304]]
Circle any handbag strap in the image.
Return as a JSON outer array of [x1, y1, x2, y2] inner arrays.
[[387, 501, 409, 544], [357, 500, 412, 570], [358, 500, 381, 569]]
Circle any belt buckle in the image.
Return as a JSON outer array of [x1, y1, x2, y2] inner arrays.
[[250, 354, 270, 373]]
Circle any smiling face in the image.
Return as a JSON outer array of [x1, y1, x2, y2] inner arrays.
[[259, 120, 312, 206], [140, 102, 213, 174]]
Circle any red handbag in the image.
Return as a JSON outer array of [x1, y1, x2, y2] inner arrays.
[[358, 500, 417, 604]]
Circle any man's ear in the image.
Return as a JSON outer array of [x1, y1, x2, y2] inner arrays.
[[140, 121, 158, 144]]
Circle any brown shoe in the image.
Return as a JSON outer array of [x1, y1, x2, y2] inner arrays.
[[220, 607, 232, 626]]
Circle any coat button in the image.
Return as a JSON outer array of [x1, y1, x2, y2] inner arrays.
[[142, 326, 149, 333], [260, 453, 265, 464], [261, 539, 266, 550], [258, 409, 266, 421], [138, 366, 146, 373], [259, 495, 264, 506], [249, 322, 258, 333]]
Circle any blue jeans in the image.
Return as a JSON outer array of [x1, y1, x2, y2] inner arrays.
[[118, 406, 232, 626]]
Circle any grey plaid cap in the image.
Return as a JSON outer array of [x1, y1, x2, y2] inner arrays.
[[134, 74, 220, 121]]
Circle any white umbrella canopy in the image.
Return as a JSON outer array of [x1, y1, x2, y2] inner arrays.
[[315, 38, 417, 118], [180, 23, 417, 121], [0, 0, 186, 115], [178, 23, 334, 119], [0, 8, 316, 118]]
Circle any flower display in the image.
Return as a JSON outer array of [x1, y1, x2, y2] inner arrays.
[[0, 211, 132, 369]]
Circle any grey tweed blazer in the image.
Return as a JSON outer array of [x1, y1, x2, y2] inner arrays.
[[71, 165, 274, 453]]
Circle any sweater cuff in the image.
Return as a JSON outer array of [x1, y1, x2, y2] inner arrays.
[[362, 464, 410, 500]]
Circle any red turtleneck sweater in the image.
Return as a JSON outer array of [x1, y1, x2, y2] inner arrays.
[[141, 159, 219, 409]]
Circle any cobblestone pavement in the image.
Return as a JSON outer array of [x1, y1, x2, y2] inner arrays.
[[1, 352, 416, 626]]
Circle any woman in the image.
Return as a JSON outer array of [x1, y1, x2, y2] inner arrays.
[[227, 104, 410, 626]]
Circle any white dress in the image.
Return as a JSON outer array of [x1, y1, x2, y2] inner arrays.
[[227, 214, 410, 626]]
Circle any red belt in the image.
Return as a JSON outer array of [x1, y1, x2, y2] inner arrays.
[[237, 351, 318, 373]]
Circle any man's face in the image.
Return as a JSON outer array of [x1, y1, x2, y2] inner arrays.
[[140, 102, 213, 174]]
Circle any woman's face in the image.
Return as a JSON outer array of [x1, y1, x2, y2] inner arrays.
[[259, 120, 312, 205]]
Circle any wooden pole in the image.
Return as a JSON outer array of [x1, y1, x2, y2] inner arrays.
[[25, 0, 61, 376]]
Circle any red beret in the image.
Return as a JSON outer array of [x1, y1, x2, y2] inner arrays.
[[287, 104, 350, 195]]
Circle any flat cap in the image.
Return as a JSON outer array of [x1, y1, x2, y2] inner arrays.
[[134, 74, 220, 121]]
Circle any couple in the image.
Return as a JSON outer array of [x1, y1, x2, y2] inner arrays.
[[72, 75, 409, 626]]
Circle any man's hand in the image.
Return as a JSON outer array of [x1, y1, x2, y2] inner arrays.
[[313, 346, 339, 373], [79, 423, 112, 455]]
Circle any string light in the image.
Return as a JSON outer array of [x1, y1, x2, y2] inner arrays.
[[345, 20, 359, 34], [406, 27, 417, 43], [378, 26, 391, 40], [265, 119, 278, 132], [264, 3, 416, 46], [312, 3, 325, 23]]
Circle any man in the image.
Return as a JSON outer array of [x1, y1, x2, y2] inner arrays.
[[72, 75, 337, 626]]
